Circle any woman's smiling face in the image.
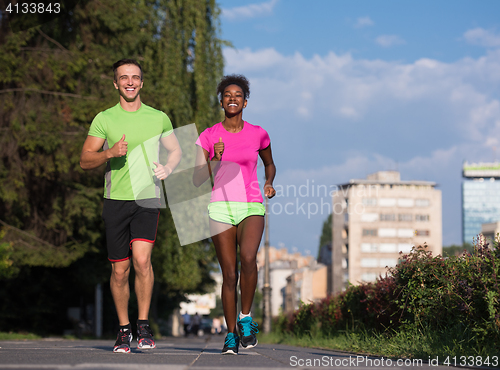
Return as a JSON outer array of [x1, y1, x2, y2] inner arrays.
[[221, 84, 247, 114]]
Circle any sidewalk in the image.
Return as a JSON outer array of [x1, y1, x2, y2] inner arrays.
[[0, 335, 462, 369]]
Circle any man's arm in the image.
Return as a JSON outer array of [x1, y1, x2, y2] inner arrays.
[[80, 134, 128, 170], [154, 133, 182, 180]]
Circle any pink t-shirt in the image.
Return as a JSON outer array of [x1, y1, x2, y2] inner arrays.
[[196, 121, 270, 203]]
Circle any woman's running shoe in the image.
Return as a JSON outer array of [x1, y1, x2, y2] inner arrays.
[[237, 316, 259, 349], [221, 332, 239, 355]]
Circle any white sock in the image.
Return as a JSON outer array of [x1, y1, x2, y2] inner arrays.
[[239, 312, 251, 320]]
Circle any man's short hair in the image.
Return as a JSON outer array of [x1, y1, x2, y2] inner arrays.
[[113, 59, 143, 81]]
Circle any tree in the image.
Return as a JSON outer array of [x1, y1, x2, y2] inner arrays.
[[0, 230, 16, 280], [442, 243, 474, 258], [0, 0, 224, 335], [318, 213, 332, 257]]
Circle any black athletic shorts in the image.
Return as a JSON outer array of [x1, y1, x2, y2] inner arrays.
[[102, 198, 160, 262]]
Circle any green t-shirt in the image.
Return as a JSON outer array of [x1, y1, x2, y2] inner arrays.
[[88, 103, 173, 200]]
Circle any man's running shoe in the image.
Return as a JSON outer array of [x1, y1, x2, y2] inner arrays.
[[237, 316, 259, 349], [137, 323, 156, 349], [113, 328, 133, 353], [221, 332, 239, 355]]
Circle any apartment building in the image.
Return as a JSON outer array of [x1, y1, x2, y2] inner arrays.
[[331, 171, 442, 294], [256, 247, 314, 317], [283, 261, 328, 314]]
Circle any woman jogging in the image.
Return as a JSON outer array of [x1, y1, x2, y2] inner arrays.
[[194, 74, 276, 355]]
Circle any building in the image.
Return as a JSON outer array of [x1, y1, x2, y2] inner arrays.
[[331, 171, 442, 294], [481, 221, 500, 246], [256, 247, 314, 317], [462, 161, 500, 245], [283, 261, 328, 314]]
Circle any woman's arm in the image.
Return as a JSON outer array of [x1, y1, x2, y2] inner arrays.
[[259, 145, 276, 199]]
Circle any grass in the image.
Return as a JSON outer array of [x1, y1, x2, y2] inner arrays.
[[0, 332, 42, 340], [258, 324, 500, 361]]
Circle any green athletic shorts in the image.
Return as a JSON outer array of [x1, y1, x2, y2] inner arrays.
[[208, 201, 265, 226]]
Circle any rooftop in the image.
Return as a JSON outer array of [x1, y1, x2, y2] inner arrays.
[[463, 161, 500, 179], [338, 171, 437, 187]]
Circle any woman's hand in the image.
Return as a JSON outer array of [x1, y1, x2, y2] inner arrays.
[[213, 137, 224, 161], [264, 183, 276, 199]]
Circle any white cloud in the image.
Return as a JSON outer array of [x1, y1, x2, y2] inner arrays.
[[224, 47, 284, 71], [354, 16, 374, 28], [278, 147, 459, 188], [224, 46, 500, 144], [222, 0, 279, 21], [339, 106, 358, 118], [464, 28, 500, 48], [375, 34, 406, 48]]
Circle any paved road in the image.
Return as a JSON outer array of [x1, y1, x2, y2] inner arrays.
[[0, 335, 465, 369]]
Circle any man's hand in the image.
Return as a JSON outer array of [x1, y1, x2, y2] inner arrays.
[[153, 161, 172, 180], [109, 134, 128, 158]]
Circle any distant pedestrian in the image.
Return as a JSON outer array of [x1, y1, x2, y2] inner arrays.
[[193, 74, 276, 354], [182, 313, 191, 336], [80, 59, 181, 353], [191, 313, 201, 336], [212, 317, 221, 334]]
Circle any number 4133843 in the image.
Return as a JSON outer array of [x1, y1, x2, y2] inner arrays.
[[5, 3, 61, 14]]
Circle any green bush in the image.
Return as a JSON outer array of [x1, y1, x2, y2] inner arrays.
[[277, 239, 500, 347], [393, 242, 500, 341]]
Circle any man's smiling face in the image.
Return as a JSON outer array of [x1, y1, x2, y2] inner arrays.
[[113, 64, 143, 103]]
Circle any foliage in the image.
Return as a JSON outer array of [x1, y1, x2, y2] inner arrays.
[[0, 229, 17, 279], [393, 241, 500, 342], [252, 289, 263, 321], [0, 0, 223, 335], [276, 239, 500, 357], [442, 242, 473, 258], [317, 213, 332, 258]]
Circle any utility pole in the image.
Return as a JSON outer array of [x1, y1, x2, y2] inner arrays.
[[263, 196, 272, 333]]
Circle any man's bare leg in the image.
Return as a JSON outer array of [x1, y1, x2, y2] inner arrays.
[[131, 241, 154, 320], [110, 259, 132, 326]]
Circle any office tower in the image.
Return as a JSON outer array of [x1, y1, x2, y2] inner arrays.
[[462, 162, 500, 245]]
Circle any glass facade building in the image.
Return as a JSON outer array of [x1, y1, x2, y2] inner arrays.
[[462, 179, 500, 244]]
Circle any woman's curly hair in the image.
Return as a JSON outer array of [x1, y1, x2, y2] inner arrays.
[[216, 74, 250, 100]]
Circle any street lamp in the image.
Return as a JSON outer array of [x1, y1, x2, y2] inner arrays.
[[263, 196, 272, 333]]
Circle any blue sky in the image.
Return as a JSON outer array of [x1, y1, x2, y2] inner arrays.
[[217, 0, 500, 256]]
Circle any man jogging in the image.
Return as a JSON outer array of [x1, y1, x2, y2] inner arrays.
[[80, 59, 181, 353]]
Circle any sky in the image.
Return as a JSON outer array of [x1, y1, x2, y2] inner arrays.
[[217, 0, 500, 257]]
